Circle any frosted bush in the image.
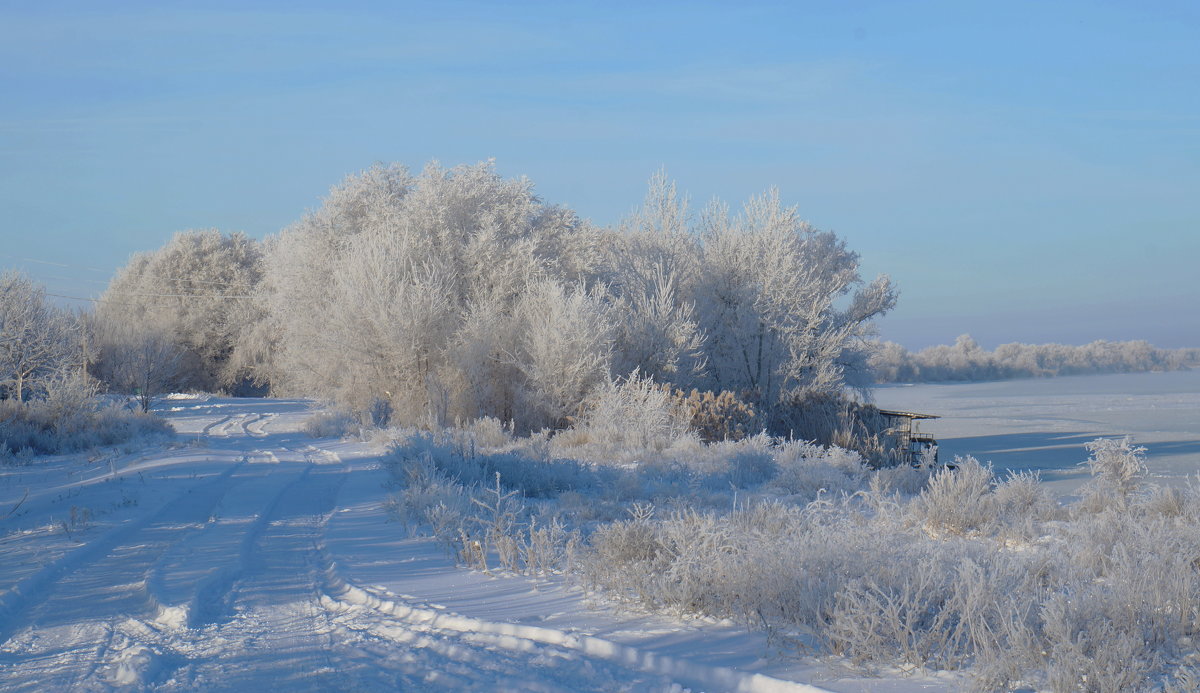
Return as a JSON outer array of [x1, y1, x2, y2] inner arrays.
[[39, 370, 100, 433], [562, 371, 692, 458], [520, 514, 578, 576], [992, 470, 1057, 520], [1140, 485, 1189, 519], [871, 462, 934, 497], [668, 388, 757, 442], [0, 396, 173, 457], [989, 470, 1063, 541], [384, 450, 469, 534], [409, 433, 611, 499], [1041, 588, 1161, 693], [384, 415, 1199, 691], [1078, 436, 1147, 511], [910, 456, 996, 536], [303, 410, 358, 438], [1164, 667, 1200, 693], [909, 460, 1062, 541], [827, 550, 964, 668], [460, 416, 514, 449], [770, 442, 868, 498]]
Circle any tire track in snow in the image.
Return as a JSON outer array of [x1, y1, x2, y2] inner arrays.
[[155, 463, 361, 690], [0, 459, 248, 646], [0, 460, 253, 691], [199, 415, 234, 437], [142, 461, 311, 630], [2, 397, 822, 691], [205, 413, 256, 439], [316, 562, 826, 693], [176, 463, 315, 628], [242, 413, 274, 438], [177, 458, 688, 692]]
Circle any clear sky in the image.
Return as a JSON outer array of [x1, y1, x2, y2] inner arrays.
[[2, 0, 1197, 349]]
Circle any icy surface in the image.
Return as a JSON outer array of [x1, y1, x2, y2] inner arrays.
[[874, 369, 1200, 496]]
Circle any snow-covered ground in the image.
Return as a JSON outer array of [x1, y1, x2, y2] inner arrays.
[[2, 396, 930, 692], [873, 369, 1200, 496], [9, 370, 1189, 690]]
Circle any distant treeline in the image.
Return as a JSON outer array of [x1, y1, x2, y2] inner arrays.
[[870, 334, 1200, 383]]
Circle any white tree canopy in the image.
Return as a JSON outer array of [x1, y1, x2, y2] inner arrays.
[[0, 272, 79, 401], [247, 161, 896, 433], [96, 230, 263, 392]]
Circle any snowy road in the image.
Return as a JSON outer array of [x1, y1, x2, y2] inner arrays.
[[0, 398, 829, 692]]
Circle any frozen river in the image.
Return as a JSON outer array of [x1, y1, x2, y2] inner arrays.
[[872, 369, 1200, 496]]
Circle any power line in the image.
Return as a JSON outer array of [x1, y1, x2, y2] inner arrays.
[[0, 253, 108, 274], [23, 273, 110, 287], [46, 293, 141, 307], [2, 253, 254, 287], [99, 291, 253, 300], [113, 274, 252, 288], [47, 290, 252, 304]]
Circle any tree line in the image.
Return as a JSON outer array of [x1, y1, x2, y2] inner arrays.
[[3, 161, 895, 440], [871, 334, 1200, 383]]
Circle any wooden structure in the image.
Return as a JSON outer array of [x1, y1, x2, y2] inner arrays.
[[878, 409, 940, 466]]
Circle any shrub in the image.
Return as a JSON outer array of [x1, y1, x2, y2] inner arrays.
[[1078, 436, 1147, 512], [909, 457, 996, 536], [770, 440, 868, 498], [303, 410, 358, 438], [559, 371, 693, 457], [0, 395, 173, 457], [669, 388, 757, 443]]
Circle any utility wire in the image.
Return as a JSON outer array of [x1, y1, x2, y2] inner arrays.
[[46, 293, 142, 307], [0, 253, 108, 274], [2, 253, 253, 287], [22, 273, 111, 287], [97, 291, 253, 300]]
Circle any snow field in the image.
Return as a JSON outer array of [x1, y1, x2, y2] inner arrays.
[[0, 397, 828, 692], [7, 377, 1198, 691], [873, 369, 1200, 495]]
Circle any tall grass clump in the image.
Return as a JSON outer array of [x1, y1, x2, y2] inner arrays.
[[380, 414, 1195, 691]]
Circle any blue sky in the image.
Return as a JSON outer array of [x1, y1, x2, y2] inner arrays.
[[2, 0, 1197, 349]]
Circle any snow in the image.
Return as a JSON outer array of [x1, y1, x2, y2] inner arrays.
[[9, 372, 1192, 689], [1, 396, 871, 692], [873, 369, 1200, 496]]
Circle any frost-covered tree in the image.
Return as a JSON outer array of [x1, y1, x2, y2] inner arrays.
[[97, 230, 263, 393], [598, 172, 895, 423], [88, 319, 183, 412], [0, 272, 79, 401], [605, 172, 705, 385], [514, 280, 615, 427], [255, 161, 895, 435], [262, 161, 600, 430], [691, 190, 896, 422]]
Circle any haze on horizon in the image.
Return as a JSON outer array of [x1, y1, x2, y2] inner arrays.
[[2, 0, 1197, 350]]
